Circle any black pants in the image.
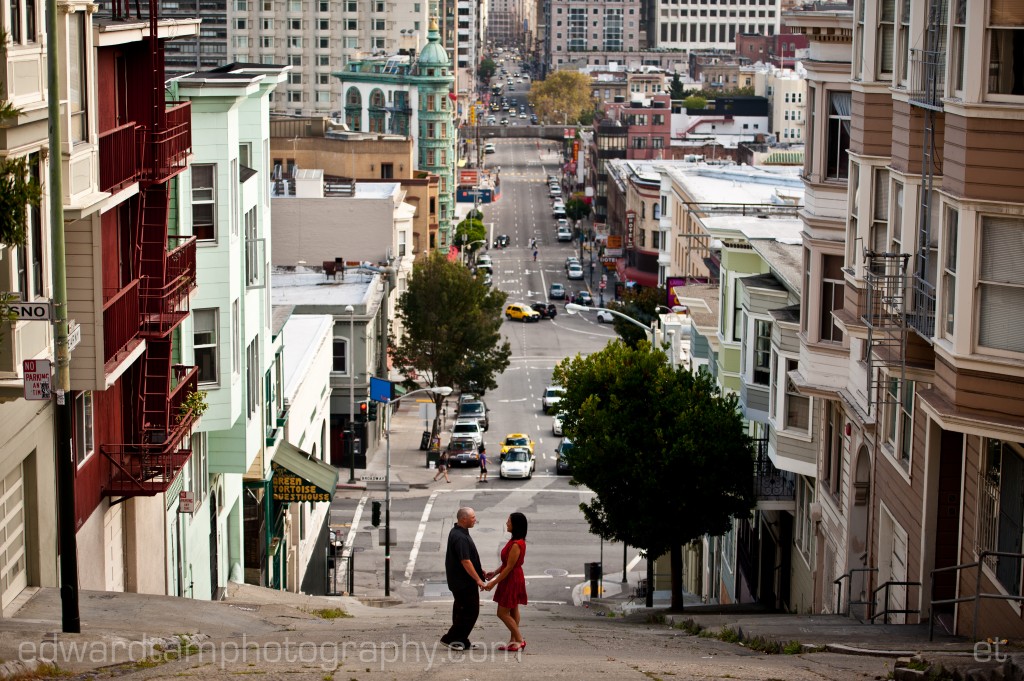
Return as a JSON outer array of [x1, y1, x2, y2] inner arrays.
[[442, 586, 480, 646]]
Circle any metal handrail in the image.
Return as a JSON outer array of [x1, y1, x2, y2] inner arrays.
[[929, 551, 1024, 641], [834, 567, 877, 616], [869, 580, 921, 624]]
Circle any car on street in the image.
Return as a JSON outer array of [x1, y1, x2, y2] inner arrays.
[[575, 290, 594, 306], [505, 303, 541, 322], [567, 262, 584, 279], [531, 302, 558, 318], [457, 399, 489, 430], [557, 226, 573, 242], [552, 413, 563, 436], [446, 438, 479, 466], [501, 117, 509, 125], [565, 255, 580, 270], [476, 254, 492, 267], [451, 419, 484, 447], [531, 114, 538, 124], [549, 282, 566, 299], [500, 433, 535, 456], [519, 113, 527, 119], [483, 143, 496, 154], [555, 438, 574, 475], [549, 185, 562, 198], [596, 309, 615, 323], [542, 385, 565, 413], [494, 234, 510, 248], [499, 447, 535, 479], [556, 218, 570, 230]]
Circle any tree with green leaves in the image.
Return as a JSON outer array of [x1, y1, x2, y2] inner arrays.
[[554, 341, 755, 611], [478, 57, 497, 82], [682, 94, 708, 111], [454, 212, 487, 254], [564, 194, 591, 223], [390, 253, 511, 424], [528, 71, 593, 126], [605, 286, 667, 347], [669, 72, 686, 101]]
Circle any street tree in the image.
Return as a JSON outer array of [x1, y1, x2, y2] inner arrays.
[[607, 286, 667, 347], [669, 72, 686, 101], [454, 212, 487, 253], [564, 194, 591, 223], [682, 94, 708, 111], [390, 252, 511, 427], [478, 57, 497, 82], [528, 71, 593, 125], [554, 341, 755, 611]]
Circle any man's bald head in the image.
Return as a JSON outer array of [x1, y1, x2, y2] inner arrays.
[[456, 507, 477, 528]]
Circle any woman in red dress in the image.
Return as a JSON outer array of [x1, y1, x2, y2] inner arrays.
[[484, 512, 528, 651]]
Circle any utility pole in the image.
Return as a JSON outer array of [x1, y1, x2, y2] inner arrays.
[[46, 0, 80, 633]]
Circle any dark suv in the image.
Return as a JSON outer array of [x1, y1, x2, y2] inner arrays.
[[457, 400, 489, 430], [531, 302, 558, 319]]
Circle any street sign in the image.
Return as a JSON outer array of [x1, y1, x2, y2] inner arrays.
[[22, 359, 52, 401], [9, 301, 52, 321], [599, 280, 606, 290], [361, 474, 385, 482], [179, 491, 195, 514], [68, 322, 81, 352]]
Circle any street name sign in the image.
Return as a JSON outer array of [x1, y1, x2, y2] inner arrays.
[[68, 322, 82, 352], [10, 301, 52, 321]]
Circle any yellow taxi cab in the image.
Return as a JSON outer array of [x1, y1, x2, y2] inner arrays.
[[505, 303, 540, 322], [500, 433, 535, 456]]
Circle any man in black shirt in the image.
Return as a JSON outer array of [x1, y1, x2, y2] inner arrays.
[[441, 507, 485, 650]]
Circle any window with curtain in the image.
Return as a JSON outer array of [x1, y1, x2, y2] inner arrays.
[[871, 167, 890, 256], [753, 318, 771, 385], [897, 0, 911, 83], [878, 0, 895, 78], [950, 0, 967, 92], [826, 92, 851, 180], [191, 165, 216, 241], [988, 0, 1024, 95], [942, 207, 958, 338], [194, 309, 219, 384], [891, 180, 905, 254], [978, 216, 1024, 353]]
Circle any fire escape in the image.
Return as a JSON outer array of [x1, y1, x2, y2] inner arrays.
[[865, 0, 946, 415], [100, 0, 199, 496]]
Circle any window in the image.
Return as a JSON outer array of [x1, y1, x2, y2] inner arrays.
[[795, 477, 816, 564], [232, 299, 240, 374], [318, 18, 329, 30], [74, 391, 94, 467], [27, 154, 43, 299], [978, 216, 1024, 353], [194, 309, 219, 384], [68, 14, 87, 144], [897, 0, 911, 83], [288, 36, 302, 48], [333, 336, 348, 373], [826, 92, 851, 180], [824, 401, 843, 496], [884, 378, 914, 466], [878, 0, 895, 78], [752, 318, 771, 385], [891, 180, 905, 254], [288, 72, 302, 85], [950, 0, 967, 92], [288, 55, 302, 66], [318, 54, 330, 66], [820, 254, 845, 343], [977, 439, 1024, 597], [191, 165, 216, 241], [318, 37, 329, 49], [235, 18, 248, 30], [261, 36, 273, 48], [784, 358, 810, 432], [244, 207, 260, 286], [246, 339, 260, 418], [288, 0, 300, 10], [988, 1, 1024, 96], [942, 207, 958, 337], [373, 19, 385, 31], [188, 433, 209, 504]]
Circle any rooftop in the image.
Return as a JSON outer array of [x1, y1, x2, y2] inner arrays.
[[270, 266, 380, 309], [282, 314, 334, 402]]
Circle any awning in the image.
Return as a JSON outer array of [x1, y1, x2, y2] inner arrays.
[[623, 267, 660, 289], [271, 440, 339, 503]]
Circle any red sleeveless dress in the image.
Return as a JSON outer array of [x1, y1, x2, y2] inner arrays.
[[493, 539, 528, 608]]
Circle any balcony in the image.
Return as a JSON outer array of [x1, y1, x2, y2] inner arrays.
[[140, 101, 192, 184], [140, 236, 197, 337], [753, 437, 796, 508], [907, 48, 945, 112], [100, 365, 200, 497], [98, 122, 141, 193], [103, 278, 142, 369]]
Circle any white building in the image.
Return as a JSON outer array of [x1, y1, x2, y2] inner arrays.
[[753, 64, 808, 143], [652, 0, 783, 52]]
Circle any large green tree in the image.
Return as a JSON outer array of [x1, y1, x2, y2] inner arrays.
[[453, 213, 487, 254], [564, 194, 591, 223], [669, 72, 686, 101], [606, 286, 667, 348], [554, 342, 755, 611], [478, 57, 497, 82], [528, 71, 593, 125], [390, 253, 511, 422]]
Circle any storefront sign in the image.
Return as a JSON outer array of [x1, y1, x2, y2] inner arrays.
[[625, 211, 636, 250], [272, 464, 333, 503]]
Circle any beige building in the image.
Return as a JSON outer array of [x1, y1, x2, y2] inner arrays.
[[269, 118, 440, 253], [753, 65, 807, 143]]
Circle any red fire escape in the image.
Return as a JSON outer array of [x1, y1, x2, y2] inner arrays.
[[100, 1, 199, 497]]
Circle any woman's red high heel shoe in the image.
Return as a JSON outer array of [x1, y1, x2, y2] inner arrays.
[[498, 642, 523, 652]]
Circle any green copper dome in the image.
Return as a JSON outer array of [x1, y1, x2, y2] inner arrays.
[[417, 15, 449, 68]]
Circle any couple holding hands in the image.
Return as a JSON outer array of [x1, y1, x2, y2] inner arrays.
[[441, 509, 529, 653]]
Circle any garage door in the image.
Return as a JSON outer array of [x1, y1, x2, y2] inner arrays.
[[0, 464, 27, 610]]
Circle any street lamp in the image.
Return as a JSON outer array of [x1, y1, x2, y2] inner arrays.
[[565, 303, 654, 342], [383, 385, 454, 596], [345, 305, 356, 483]]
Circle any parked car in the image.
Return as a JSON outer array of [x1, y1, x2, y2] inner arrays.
[[567, 263, 584, 279], [565, 255, 580, 270], [557, 226, 573, 242], [575, 290, 594, 306], [549, 186, 562, 198], [446, 438, 480, 466], [476, 254, 493, 267], [499, 447, 535, 479], [556, 218, 570, 231], [542, 385, 565, 413], [505, 303, 541, 322], [457, 400, 489, 430], [500, 433, 535, 457], [549, 282, 566, 299], [596, 309, 615, 323], [531, 302, 558, 319], [553, 205, 567, 219], [555, 438, 574, 475], [451, 419, 484, 446]]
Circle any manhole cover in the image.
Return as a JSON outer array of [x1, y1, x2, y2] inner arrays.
[[544, 568, 569, 577]]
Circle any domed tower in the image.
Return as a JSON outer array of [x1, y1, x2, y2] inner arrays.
[[415, 15, 457, 252]]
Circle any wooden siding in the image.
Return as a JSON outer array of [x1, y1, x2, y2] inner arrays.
[[933, 355, 1024, 420], [943, 113, 1024, 203], [851, 90, 893, 158], [67, 219, 100, 390], [75, 383, 125, 529], [741, 382, 771, 419], [890, 100, 945, 177]]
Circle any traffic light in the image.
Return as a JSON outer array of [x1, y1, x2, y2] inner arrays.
[[371, 500, 382, 527], [367, 401, 378, 422], [356, 401, 368, 423]]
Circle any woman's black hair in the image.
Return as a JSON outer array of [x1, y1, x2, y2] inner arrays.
[[509, 512, 528, 540]]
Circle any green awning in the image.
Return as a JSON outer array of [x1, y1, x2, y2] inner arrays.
[[271, 440, 339, 503]]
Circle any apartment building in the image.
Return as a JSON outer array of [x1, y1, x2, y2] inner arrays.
[[488, 0, 534, 49], [176, 0, 432, 117], [542, 0, 645, 72], [653, 0, 783, 52], [752, 64, 808, 143], [790, 0, 1024, 636]]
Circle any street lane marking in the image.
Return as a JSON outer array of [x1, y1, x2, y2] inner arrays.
[[339, 495, 368, 590], [403, 489, 447, 586]]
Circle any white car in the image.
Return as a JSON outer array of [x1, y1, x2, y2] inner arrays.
[[451, 420, 484, 446], [483, 143, 496, 154], [567, 263, 584, 279], [557, 226, 573, 242], [596, 310, 615, 323], [552, 414, 563, 436], [476, 254, 493, 267], [499, 447, 535, 479], [542, 385, 565, 414]]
